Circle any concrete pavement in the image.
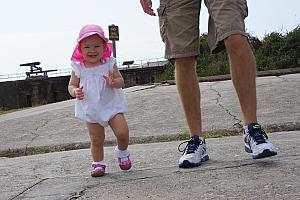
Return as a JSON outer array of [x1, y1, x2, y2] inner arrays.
[[1, 131, 299, 199], [0, 73, 299, 157], [0, 73, 299, 199]]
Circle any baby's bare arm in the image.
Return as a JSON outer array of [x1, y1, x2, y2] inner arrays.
[[68, 72, 84, 99], [112, 64, 124, 88], [104, 64, 124, 88]]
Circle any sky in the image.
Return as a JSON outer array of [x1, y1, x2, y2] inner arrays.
[[0, 0, 299, 76]]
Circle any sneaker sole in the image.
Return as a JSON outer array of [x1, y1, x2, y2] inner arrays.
[[253, 149, 278, 159], [179, 155, 209, 168]]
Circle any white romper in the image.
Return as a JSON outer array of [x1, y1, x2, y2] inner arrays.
[[71, 57, 128, 127]]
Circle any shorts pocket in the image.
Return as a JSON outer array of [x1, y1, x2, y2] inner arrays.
[[157, 4, 167, 42]]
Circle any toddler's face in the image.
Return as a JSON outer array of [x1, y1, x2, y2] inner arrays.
[[80, 34, 105, 67]]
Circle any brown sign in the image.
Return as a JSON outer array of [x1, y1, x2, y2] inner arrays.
[[108, 25, 119, 41]]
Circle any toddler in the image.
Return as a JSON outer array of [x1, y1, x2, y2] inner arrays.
[[68, 24, 131, 177]]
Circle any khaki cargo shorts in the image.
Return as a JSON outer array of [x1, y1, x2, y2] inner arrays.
[[157, 0, 249, 59]]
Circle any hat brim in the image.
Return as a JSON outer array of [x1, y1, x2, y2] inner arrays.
[[77, 32, 109, 44], [71, 40, 112, 63]]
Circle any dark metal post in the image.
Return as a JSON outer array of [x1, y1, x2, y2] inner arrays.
[[112, 41, 116, 58]]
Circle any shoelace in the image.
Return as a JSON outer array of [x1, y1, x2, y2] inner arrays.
[[178, 137, 204, 154], [245, 127, 268, 145]]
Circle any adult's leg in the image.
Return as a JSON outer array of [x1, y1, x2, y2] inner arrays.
[[158, 0, 207, 167], [224, 35, 257, 126], [204, 0, 257, 126], [225, 35, 278, 158], [175, 56, 202, 136], [176, 56, 209, 168], [86, 123, 105, 161]]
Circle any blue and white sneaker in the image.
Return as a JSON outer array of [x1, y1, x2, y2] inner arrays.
[[243, 123, 277, 159], [178, 135, 209, 168]]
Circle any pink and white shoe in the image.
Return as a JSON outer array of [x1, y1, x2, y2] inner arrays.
[[115, 146, 132, 170], [90, 163, 106, 177], [117, 156, 132, 170]]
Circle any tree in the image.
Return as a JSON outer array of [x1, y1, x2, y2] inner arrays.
[[255, 26, 300, 70], [158, 27, 300, 81]]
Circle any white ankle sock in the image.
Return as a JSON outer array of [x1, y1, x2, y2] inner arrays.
[[114, 146, 130, 158], [92, 160, 106, 166]]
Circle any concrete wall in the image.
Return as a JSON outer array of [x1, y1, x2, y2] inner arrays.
[[0, 65, 166, 110], [120, 65, 165, 86], [0, 76, 71, 110]]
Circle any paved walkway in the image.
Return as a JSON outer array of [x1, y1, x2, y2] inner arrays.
[[0, 73, 299, 199], [0, 73, 299, 157], [2, 131, 299, 200]]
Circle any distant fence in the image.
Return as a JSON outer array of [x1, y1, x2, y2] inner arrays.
[[0, 57, 167, 82]]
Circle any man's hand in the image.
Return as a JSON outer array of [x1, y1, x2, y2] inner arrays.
[[140, 0, 156, 16]]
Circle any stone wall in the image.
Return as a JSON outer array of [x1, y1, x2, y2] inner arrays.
[[120, 65, 165, 86], [0, 65, 166, 110]]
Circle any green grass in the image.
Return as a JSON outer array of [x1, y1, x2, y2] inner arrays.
[[177, 129, 240, 141], [24, 146, 66, 156], [1, 146, 68, 158], [0, 106, 39, 115], [0, 108, 24, 115]]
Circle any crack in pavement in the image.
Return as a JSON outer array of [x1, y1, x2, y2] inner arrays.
[[8, 178, 49, 200], [66, 154, 299, 199], [67, 189, 87, 200], [209, 83, 242, 129], [9, 153, 299, 199], [24, 120, 49, 156]]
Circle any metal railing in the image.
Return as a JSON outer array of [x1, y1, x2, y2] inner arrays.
[[0, 69, 72, 82], [118, 57, 167, 68], [0, 73, 26, 82], [0, 57, 167, 82]]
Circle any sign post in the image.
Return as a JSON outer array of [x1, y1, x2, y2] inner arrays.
[[108, 24, 119, 58]]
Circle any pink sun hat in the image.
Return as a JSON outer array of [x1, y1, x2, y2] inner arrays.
[[71, 24, 112, 63]]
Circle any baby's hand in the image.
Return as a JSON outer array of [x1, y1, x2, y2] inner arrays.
[[104, 72, 114, 87], [74, 86, 84, 100]]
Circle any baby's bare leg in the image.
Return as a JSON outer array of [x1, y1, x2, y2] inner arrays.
[[109, 113, 129, 150], [86, 123, 105, 161]]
